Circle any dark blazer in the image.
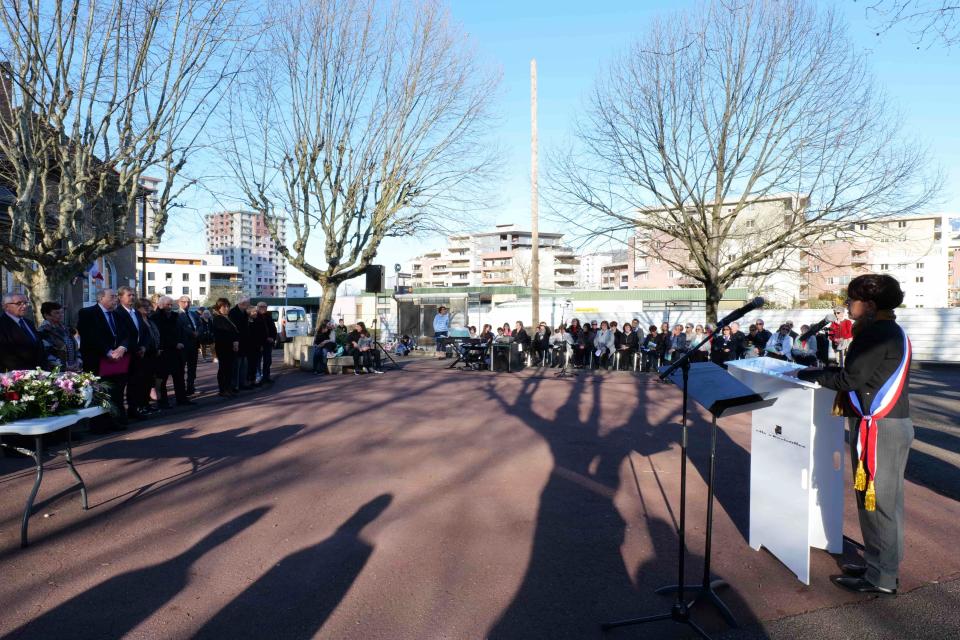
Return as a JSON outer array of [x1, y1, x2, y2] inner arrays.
[[77, 304, 131, 375], [229, 306, 251, 349], [798, 320, 910, 419], [0, 314, 45, 371], [211, 313, 240, 350], [178, 309, 203, 349], [117, 305, 150, 351], [150, 310, 190, 352]]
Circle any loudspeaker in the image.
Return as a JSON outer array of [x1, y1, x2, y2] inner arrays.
[[365, 264, 384, 293]]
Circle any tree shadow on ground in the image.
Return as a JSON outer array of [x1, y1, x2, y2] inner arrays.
[[194, 493, 393, 639], [0, 424, 303, 557], [4, 507, 269, 640], [484, 374, 760, 639]]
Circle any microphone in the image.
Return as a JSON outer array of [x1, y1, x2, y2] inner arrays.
[[714, 297, 765, 329], [798, 316, 831, 343]]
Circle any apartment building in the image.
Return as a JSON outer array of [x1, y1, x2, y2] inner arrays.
[[286, 283, 308, 297], [628, 194, 806, 303], [137, 250, 242, 303], [579, 252, 618, 289], [410, 224, 580, 289], [206, 210, 287, 298], [802, 214, 950, 308]]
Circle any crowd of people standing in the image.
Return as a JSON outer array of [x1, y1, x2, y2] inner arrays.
[[1, 289, 280, 432]]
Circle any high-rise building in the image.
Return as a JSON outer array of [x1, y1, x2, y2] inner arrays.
[[205, 210, 287, 298]]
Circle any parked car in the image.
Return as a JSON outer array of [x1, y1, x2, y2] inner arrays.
[[268, 305, 311, 343]]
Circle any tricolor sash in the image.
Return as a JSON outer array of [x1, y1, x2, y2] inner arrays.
[[847, 325, 911, 511]]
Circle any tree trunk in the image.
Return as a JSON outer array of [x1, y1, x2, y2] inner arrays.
[[704, 281, 724, 325], [317, 280, 338, 325], [18, 267, 62, 324]]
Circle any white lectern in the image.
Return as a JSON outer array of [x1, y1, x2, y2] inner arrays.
[[726, 357, 845, 585]]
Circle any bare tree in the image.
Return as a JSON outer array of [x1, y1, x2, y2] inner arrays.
[[551, 0, 938, 322], [221, 0, 499, 321], [512, 253, 534, 287], [0, 0, 247, 315], [865, 0, 960, 46]]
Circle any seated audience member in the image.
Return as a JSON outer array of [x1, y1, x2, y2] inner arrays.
[[550, 325, 574, 367], [729, 321, 745, 359], [616, 322, 638, 370], [513, 321, 531, 352], [576, 323, 594, 368], [567, 318, 582, 341], [479, 324, 494, 343], [532, 322, 550, 364], [792, 324, 820, 366], [355, 328, 383, 374], [468, 326, 478, 338], [664, 324, 687, 364], [754, 319, 772, 354], [593, 320, 615, 368], [684, 323, 696, 349], [501, 322, 512, 337], [711, 325, 735, 365], [743, 324, 761, 358], [313, 321, 337, 374], [641, 325, 662, 372], [690, 324, 709, 363], [395, 334, 415, 356], [764, 324, 794, 361], [38, 301, 82, 371], [610, 321, 623, 351]]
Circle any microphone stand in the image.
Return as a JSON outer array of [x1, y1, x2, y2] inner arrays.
[[603, 320, 739, 638]]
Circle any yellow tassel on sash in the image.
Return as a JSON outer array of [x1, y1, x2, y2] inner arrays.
[[864, 481, 877, 512], [854, 461, 867, 492]]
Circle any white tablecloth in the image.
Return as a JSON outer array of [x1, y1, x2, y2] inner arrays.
[[0, 407, 107, 437]]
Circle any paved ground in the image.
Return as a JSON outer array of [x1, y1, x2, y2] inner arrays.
[[0, 357, 957, 639]]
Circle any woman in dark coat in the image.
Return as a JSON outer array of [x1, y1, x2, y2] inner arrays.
[[794, 274, 912, 596], [210, 298, 240, 397], [710, 326, 735, 365]]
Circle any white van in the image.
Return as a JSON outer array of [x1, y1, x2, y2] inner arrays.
[[268, 306, 311, 343]]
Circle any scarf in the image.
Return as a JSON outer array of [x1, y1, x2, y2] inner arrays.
[[835, 310, 909, 511]]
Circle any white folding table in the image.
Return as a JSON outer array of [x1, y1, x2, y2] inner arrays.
[[0, 407, 105, 547]]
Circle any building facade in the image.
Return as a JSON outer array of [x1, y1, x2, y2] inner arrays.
[[801, 214, 950, 308], [409, 224, 580, 289], [205, 210, 287, 298], [136, 250, 242, 304]]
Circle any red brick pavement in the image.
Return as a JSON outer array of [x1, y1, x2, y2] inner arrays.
[[0, 359, 957, 639]]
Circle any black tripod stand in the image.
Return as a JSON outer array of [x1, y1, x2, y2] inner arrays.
[[602, 321, 764, 638], [602, 355, 710, 639], [371, 294, 399, 371]]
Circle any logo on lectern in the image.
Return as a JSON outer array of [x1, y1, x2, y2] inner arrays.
[[775, 425, 783, 435]]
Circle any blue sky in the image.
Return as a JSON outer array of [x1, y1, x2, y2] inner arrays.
[[165, 0, 960, 294]]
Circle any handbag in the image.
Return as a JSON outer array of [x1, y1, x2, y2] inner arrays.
[[99, 352, 131, 377]]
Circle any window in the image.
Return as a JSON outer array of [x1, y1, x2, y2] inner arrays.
[[147, 286, 155, 294], [165, 286, 173, 294], [147, 272, 155, 281], [898, 221, 907, 228], [811, 265, 820, 273], [182, 287, 189, 295], [182, 273, 189, 281], [745, 220, 755, 228], [916, 276, 924, 283], [916, 263, 924, 269], [286, 309, 305, 322], [858, 223, 868, 231], [199, 287, 206, 295], [165, 272, 172, 280], [199, 274, 206, 282], [880, 263, 889, 270]]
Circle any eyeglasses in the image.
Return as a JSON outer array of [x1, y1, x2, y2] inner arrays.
[[4, 300, 27, 306]]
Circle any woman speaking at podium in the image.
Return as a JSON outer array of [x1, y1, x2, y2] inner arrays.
[[793, 274, 911, 596]]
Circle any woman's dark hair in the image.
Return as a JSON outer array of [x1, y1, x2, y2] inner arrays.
[[40, 301, 62, 317], [215, 297, 231, 311], [847, 274, 904, 310], [649, 325, 657, 332]]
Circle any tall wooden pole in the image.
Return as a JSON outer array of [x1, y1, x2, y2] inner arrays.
[[530, 58, 540, 329]]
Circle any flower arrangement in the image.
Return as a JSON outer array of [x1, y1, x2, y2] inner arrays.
[[0, 369, 110, 425]]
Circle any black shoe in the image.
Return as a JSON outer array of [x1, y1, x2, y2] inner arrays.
[[186, 389, 196, 396], [841, 563, 867, 577], [831, 575, 896, 595]]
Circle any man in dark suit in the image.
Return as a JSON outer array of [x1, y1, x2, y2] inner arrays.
[[229, 298, 252, 391], [0, 292, 44, 371], [117, 286, 150, 419], [177, 295, 202, 395], [151, 295, 192, 407], [77, 288, 131, 430]]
